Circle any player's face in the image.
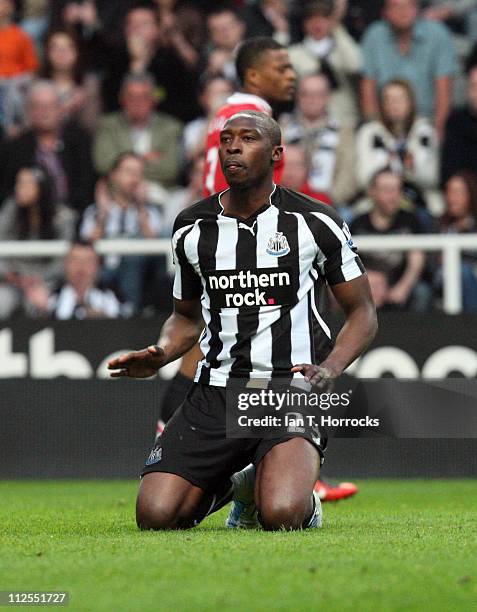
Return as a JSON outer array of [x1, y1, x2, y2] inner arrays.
[[219, 116, 281, 188], [254, 49, 296, 103]]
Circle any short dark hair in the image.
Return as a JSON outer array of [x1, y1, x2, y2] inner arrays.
[[197, 73, 234, 97], [207, 4, 244, 22], [235, 37, 284, 86], [303, 0, 335, 19], [110, 151, 144, 173], [119, 72, 156, 96], [225, 110, 282, 147], [369, 167, 402, 188]]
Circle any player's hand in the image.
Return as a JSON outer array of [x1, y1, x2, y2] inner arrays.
[[107, 345, 165, 378], [291, 363, 337, 391]]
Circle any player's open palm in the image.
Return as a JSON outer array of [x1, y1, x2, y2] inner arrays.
[[291, 363, 336, 391], [108, 346, 165, 378]]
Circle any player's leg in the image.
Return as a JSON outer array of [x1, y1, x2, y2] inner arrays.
[[254, 438, 321, 531], [160, 350, 358, 509], [136, 472, 203, 529], [136, 472, 233, 530], [140, 382, 249, 530]]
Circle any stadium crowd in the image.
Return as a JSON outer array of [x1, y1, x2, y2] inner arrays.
[[1, 0, 477, 318]]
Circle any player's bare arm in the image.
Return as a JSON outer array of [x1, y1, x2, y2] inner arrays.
[[107, 297, 202, 378], [292, 275, 377, 388]]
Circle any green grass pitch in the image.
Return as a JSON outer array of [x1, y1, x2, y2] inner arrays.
[[0, 480, 475, 611]]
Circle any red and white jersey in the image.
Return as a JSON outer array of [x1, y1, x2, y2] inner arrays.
[[202, 92, 284, 197]]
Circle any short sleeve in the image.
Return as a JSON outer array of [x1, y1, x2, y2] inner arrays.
[[171, 223, 202, 300], [433, 24, 457, 77], [311, 211, 365, 285], [361, 25, 380, 79]]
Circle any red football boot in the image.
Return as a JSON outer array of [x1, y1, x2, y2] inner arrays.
[[314, 478, 358, 502]]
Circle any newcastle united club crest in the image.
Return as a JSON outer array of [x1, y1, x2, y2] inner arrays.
[[266, 232, 290, 257]]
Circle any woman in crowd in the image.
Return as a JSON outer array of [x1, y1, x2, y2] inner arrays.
[[439, 170, 477, 311], [356, 79, 441, 216], [0, 166, 76, 318], [39, 29, 101, 131]]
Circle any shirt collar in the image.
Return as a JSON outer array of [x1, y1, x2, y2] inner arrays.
[[385, 18, 425, 43], [216, 183, 279, 220]]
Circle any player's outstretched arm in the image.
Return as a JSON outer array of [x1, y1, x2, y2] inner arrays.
[[108, 297, 202, 378], [292, 276, 377, 388]]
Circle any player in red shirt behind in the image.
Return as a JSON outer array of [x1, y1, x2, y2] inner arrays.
[[203, 37, 295, 197]]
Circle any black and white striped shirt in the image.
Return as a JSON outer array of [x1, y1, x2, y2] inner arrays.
[[172, 185, 364, 387]]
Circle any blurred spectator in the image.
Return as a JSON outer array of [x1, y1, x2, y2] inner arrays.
[[441, 64, 477, 183], [94, 73, 182, 196], [204, 5, 246, 80], [154, 0, 204, 70], [0, 0, 38, 134], [50, 1, 131, 42], [423, 1, 477, 39], [356, 79, 440, 214], [243, 0, 291, 45], [439, 171, 477, 311], [288, 0, 362, 122], [79, 152, 162, 309], [19, 0, 49, 49], [341, 0, 384, 41], [361, 0, 457, 138], [100, 4, 201, 122], [422, 1, 477, 106], [182, 75, 234, 162], [0, 80, 95, 211], [365, 267, 391, 310], [0, 166, 76, 319], [49, 1, 132, 73], [279, 72, 357, 205], [280, 143, 332, 204], [26, 241, 129, 319], [350, 169, 430, 310], [39, 29, 101, 132], [163, 154, 205, 236]]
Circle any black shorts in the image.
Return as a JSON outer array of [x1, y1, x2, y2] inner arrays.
[[141, 382, 326, 491]]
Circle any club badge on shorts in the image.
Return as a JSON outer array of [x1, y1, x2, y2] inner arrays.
[[145, 445, 163, 466]]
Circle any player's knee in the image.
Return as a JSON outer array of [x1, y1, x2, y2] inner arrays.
[[258, 498, 309, 531], [136, 495, 181, 530]]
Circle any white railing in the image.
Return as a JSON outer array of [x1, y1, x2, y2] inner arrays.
[[0, 234, 476, 313]]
